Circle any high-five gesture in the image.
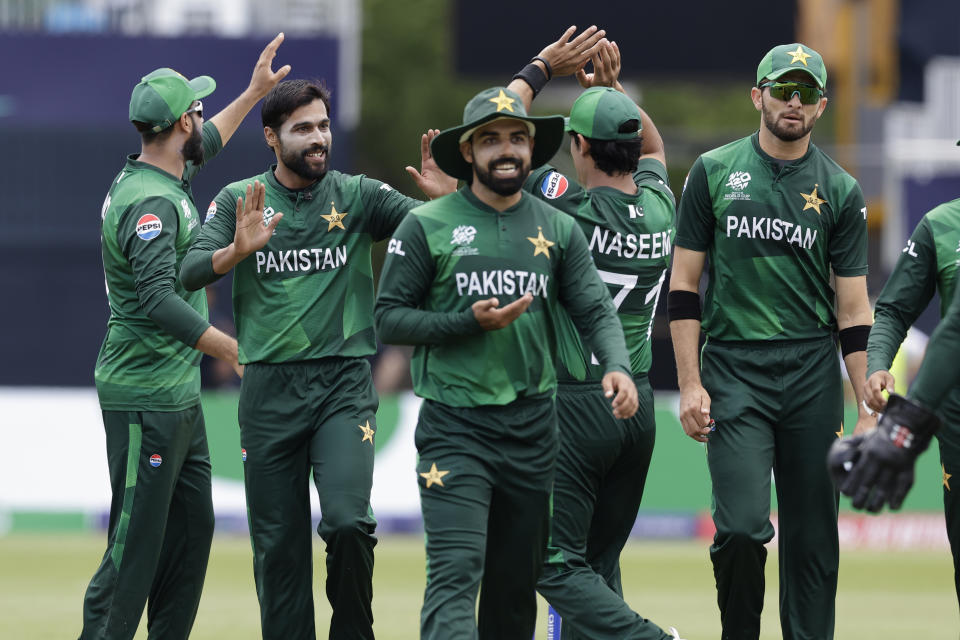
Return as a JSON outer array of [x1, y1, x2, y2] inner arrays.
[[406, 129, 458, 199], [234, 181, 281, 257], [247, 32, 293, 100], [535, 25, 607, 78], [211, 181, 282, 275], [577, 40, 623, 90]]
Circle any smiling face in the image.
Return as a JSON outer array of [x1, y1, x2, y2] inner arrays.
[[460, 117, 534, 198], [266, 98, 332, 187], [753, 70, 827, 143]]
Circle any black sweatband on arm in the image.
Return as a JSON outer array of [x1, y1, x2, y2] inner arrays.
[[512, 63, 549, 98], [531, 56, 553, 80], [668, 289, 701, 322], [839, 324, 871, 357]]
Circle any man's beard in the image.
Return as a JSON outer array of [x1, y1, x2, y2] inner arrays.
[[762, 97, 817, 142], [280, 141, 329, 182], [474, 156, 530, 196], [182, 125, 204, 165]]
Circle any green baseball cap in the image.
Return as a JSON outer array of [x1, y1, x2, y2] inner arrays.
[[129, 68, 216, 133], [565, 87, 641, 141], [756, 43, 827, 89], [430, 86, 565, 181]]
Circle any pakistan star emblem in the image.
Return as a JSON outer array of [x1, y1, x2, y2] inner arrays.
[[489, 89, 516, 113], [788, 45, 812, 66], [527, 226, 555, 259], [420, 462, 450, 489], [945, 465, 953, 491], [801, 185, 827, 215], [358, 420, 374, 444], [322, 202, 349, 230]]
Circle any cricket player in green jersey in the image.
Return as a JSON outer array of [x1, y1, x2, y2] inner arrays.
[[82, 35, 289, 640], [851, 197, 960, 606], [180, 79, 453, 640], [374, 85, 638, 640], [669, 43, 874, 640], [505, 34, 683, 639]]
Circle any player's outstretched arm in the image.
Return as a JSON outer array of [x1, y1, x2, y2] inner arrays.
[[507, 24, 607, 110], [195, 326, 243, 378], [208, 33, 291, 146]]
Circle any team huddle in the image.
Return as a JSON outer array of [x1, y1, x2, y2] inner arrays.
[[81, 25, 960, 640]]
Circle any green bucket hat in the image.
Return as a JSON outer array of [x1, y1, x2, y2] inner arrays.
[[565, 87, 641, 141], [756, 43, 827, 89], [129, 68, 216, 133], [430, 87, 565, 181]]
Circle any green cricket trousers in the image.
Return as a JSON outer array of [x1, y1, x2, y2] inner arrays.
[[79, 405, 214, 640], [537, 376, 671, 640], [702, 336, 841, 640], [415, 396, 558, 640], [937, 390, 960, 613], [239, 357, 378, 640]]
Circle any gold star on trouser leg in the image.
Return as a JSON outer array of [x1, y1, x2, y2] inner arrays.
[[358, 420, 375, 444], [420, 462, 450, 488], [945, 465, 953, 491]]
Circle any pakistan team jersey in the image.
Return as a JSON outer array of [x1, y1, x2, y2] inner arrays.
[[525, 158, 675, 380], [180, 167, 420, 363], [869, 199, 960, 375], [676, 132, 867, 341], [95, 122, 223, 411], [374, 187, 631, 408]]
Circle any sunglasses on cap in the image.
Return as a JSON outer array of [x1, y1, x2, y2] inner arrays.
[[184, 101, 203, 118], [759, 82, 823, 105]]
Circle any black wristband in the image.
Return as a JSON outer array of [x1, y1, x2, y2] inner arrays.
[[839, 324, 871, 357], [668, 289, 701, 322], [531, 56, 553, 80], [512, 62, 549, 98]]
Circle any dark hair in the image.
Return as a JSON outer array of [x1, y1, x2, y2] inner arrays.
[[133, 120, 176, 145], [570, 119, 644, 175], [261, 79, 332, 130]]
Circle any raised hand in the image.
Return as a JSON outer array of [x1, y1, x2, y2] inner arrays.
[[406, 129, 458, 199], [535, 25, 607, 79], [577, 40, 622, 89], [234, 181, 281, 258], [472, 294, 533, 331], [248, 32, 292, 99]]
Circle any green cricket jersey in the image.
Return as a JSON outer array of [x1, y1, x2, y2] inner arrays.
[[180, 167, 420, 363], [374, 187, 631, 407], [868, 199, 960, 376], [95, 122, 223, 411], [676, 132, 867, 341], [525, 158, 675, 380]]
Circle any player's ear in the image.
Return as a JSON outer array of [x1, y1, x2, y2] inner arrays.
[[264, 126, 278, 149], [750, 86, 763, 112], [459, 139, 473, 163]]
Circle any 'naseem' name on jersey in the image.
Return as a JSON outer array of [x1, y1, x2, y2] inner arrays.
[[589, 227, 671, 260], [256, 246, 348, 274], [725, 216, 818, 250]]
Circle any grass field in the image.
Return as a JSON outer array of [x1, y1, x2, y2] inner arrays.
[[1, 533, 956, 639]]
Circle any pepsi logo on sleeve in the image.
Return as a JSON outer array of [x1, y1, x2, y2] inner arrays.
[[540, 171, 569, 199], [136, 214, 163, 240]]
